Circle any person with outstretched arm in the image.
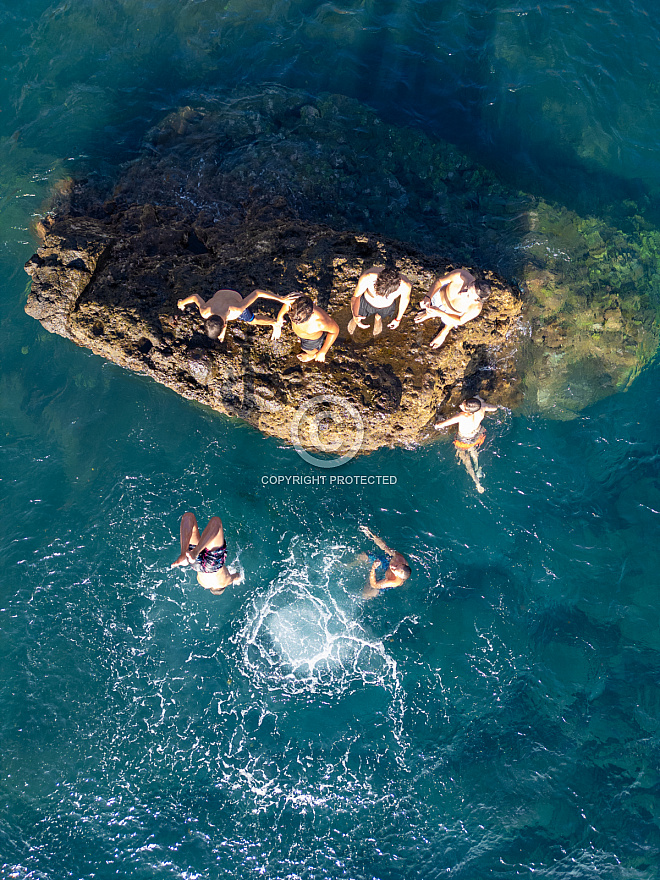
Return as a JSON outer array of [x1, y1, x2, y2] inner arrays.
[[358, 524, 411, 599], [434, 396, 500, 494], [178, 287, 297, 343]]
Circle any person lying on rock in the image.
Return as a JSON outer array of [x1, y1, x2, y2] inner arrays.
[[357, 525, 411, 599], [434, 396, 500, 494], [348, 266, 412, 337], [414, 269, 490, 349], [177, 287, 296, 342], [171, 511, 241, 595], [272, 293, 339, 363]]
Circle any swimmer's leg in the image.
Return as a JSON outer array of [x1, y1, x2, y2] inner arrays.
[[469, 448, 483, 479], [172, 511, 200, 567], [192, 516, 226, 556], [457, 449, 484, 494]]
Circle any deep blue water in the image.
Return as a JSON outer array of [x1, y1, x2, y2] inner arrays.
[[2, 1, 660, 878]]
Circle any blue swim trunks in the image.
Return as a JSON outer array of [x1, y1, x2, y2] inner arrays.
[[367, 551, 390, 579], [238, 307, 255, 323]]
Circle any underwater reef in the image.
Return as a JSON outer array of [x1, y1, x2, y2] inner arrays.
[[24, 87, 660, 451]]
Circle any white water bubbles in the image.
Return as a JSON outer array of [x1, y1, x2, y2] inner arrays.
[[234, 538, 401, 702]]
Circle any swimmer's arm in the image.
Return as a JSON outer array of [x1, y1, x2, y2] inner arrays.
[[419, 293, 446, 316], [428, 270, 460, 295], [426, 276, 445, 299], [315, 315, 339, 360], [242, 289, 296, 309], [360, 526, 395, 556], [271, 302, 291, 340], [369, 562, 383, 590], [434, 414, 461, 430], [177, 293, 206, 313], [390, 280, 412, 327], [210, 571, 241, 593]]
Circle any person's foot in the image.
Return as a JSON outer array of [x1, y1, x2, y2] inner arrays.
[[297, 351, 317, 362], [373, 315, 383, 337], [476, 484, 485, 494], [171, 552, 190, 568], [429, 336, 445, 349]]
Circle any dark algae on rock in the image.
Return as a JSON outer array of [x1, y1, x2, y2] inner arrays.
[[24, 87, 660, 451]]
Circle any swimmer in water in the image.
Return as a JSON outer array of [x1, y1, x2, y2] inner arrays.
[[434, 396, 500, 494], [357, 524, 411, 599], [171, 511, 241, 595]]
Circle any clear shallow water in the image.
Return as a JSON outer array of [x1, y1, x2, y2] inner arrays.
[[2, 1, 660, 878]]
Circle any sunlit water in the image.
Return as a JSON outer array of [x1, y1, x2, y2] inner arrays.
[[2, 1, 660, 878]]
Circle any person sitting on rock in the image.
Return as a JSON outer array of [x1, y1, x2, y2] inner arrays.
[[177, 287, 296, 342], [171, 511, 241, 595], [348, 266, 412, 337], [357, 525, 411, 599], [414, 269, 490, 349], [434, 396, 500, 494], [272, 293, 339, 363]]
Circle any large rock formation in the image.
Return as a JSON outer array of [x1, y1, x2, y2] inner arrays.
[[24, 206, 521, 455], [24, 86, 660, 448]]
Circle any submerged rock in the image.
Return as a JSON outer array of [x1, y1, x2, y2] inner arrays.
[[24, 208, 521, 455]]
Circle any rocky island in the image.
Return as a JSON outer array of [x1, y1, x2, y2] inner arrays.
[[24, 87, 660, 453], [24, 206, 521, 454]]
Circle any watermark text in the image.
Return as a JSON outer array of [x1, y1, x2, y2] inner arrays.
[[261, 474, 397, 486]]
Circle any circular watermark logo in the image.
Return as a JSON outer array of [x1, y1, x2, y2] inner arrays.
[[291, 394, 364, 468]]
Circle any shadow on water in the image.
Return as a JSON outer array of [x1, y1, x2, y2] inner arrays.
[[4, 0, 660, 229]]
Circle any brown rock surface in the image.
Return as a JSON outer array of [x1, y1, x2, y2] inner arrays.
[[25, 207, 522, 455]]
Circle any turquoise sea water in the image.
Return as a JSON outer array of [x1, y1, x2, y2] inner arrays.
[[3, 1, 660, 878]]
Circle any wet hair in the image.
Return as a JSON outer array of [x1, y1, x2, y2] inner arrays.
[[462, 397, 482, 413], [392, 561, 412, 580], [205, 316, 225, 339], [474, 281, 491, 302], [374, 267, 403, 298], [288, 294, 314, 324]]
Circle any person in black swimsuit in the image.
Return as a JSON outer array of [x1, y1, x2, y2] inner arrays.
[[273, 294, 339, 363], [171, 512, 241, 595], [348, 266, 412, 337]]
